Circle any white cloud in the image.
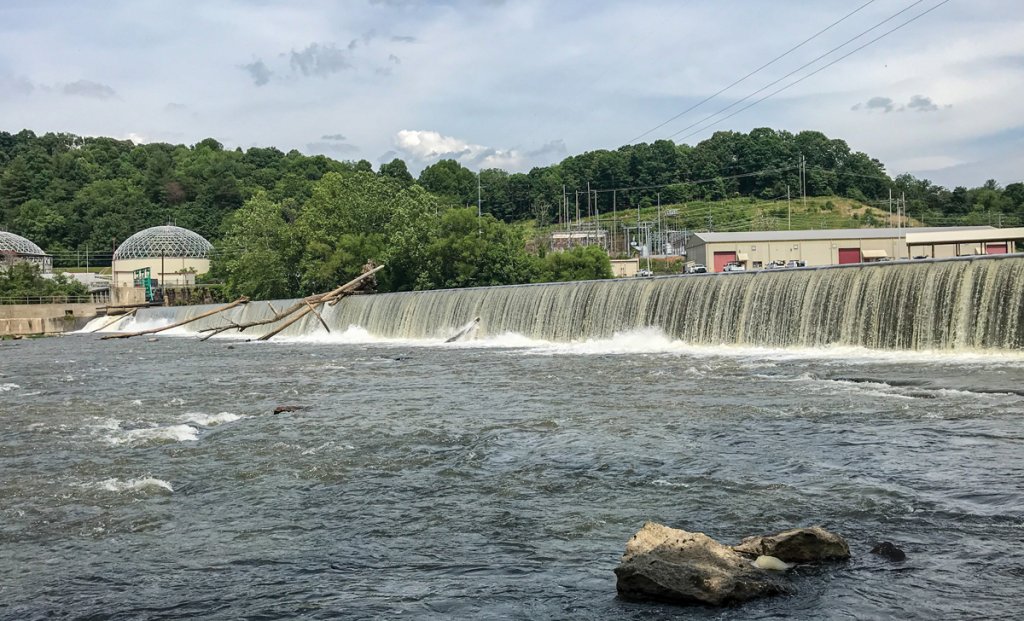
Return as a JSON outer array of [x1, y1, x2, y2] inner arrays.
[[394, 129, 536, 171], [0, 0, 1020, 187]]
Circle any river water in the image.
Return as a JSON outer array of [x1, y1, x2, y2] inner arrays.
[[2, 331, 1023, 619]]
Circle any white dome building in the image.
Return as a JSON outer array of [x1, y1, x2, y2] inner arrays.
[[0, 231, 52, 273], [112, 225, 213, 288]]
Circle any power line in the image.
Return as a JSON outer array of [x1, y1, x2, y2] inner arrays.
[[674, 0, 951, 143], [666, 0, 932, 142], [628, 0, 877, 144]]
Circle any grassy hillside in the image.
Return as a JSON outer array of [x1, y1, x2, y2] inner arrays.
[[524, 195, 921, 256]]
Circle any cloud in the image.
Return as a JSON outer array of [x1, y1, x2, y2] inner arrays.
[[306, 141, 360, 156], [164, 102, 188, 112], [394, 129, 560, 171], [62, 79, 117, 99], [321, 133, 347, 141], [907, 94, 940, 112], [242, 59, 272, 86], [391, 35, 415, 43], [0, 73, 34, 95], [290, 43, 352, 77], [857, 96, 896, 113], [527, 139, 567, 159], [388, 54, 401, 64], [852, 95, 949, 114]]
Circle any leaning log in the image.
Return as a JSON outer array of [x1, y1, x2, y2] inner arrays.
[[89, 308, 137, 333], [198, 264, 385, 341], [101, 297, 250, 340]]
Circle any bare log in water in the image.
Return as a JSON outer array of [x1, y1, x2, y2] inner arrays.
[[89, 308, 138, 333], [198, 264, 385, 341], [100, 297, 250, 340]]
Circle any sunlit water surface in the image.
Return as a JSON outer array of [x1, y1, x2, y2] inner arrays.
[[2, 331, 1023, 619]]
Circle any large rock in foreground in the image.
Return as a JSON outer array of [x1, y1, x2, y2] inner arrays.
[[732, 526, 850, 563], [614, 522, 788, 606]]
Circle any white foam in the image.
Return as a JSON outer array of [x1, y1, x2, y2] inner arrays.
[[181, 411, 243, 426], [0, 383, 21, 392], [98, 477, 174, 493], [106, 424, 199, 445]]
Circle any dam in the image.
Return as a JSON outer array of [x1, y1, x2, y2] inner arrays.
[[115, 254, 1024, 351]]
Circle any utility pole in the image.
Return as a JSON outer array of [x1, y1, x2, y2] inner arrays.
[[657, 192, 662, 256], [477, 171, 482, 236], [612, 189, 617, 255], [889, 188, 893, 228], [801, 154, 807, 213], [787, 185, 791, 230]]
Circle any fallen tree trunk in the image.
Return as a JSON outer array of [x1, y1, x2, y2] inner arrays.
[[89, 308, 137, 333], [198, 264, 384, 341], [101, 297, 250, 340]]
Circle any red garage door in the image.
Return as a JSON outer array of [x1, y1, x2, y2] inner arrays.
[[838, 248, 862, 264], [713, 251, 737, 272], [987, 243, 1008, 255]]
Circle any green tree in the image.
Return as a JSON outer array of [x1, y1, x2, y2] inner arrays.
[[217, 191, 299, 300], [417, 208, 534, 289], [534, 245, 612, 283]]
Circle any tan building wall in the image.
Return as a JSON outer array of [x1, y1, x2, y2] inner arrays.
[[687, 233, 982, 271], [112, 257, 210, 287], [610, 258, 639, 278]]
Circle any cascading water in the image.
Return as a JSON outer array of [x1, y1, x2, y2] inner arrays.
[[112, 255, 1024, 351]]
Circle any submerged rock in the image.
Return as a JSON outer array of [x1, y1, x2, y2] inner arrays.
[[733, 526, 851, 562], [614, 522, 788, 606], [273, 405, 309, 414], [870, 542, 907, 562]]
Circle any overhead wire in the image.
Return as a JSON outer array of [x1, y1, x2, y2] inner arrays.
[[669, 0, 939, 141], [676, 0, 953, 143], [627, 0, 878, 144]]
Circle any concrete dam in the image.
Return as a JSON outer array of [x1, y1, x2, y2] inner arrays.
[[111, 254, 1024, 351]]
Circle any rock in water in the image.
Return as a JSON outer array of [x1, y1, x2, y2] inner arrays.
[[273, 405, 308, 414], [614, 522, 788, 606], [870, 542, 907, 562], [753, 555, 794, 571], [733, 526, 850, 562]]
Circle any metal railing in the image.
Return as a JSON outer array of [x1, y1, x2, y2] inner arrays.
[[0, 293, 111, 305]]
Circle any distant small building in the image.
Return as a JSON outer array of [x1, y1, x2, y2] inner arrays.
[[686, 227, 1024, 272], [0, 231, 52, 274], [112, 225, 213, 288], [610, 258, 639, 278], [551, 230, 607, 251]]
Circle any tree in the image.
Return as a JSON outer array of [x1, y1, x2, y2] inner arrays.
[[535, 245, 612, 282], [0, 262, 87, 299], [217, 191, 299, 300], [378, 158, 414, 187], [418, 159, 476, 205], [417, 208, 534, 289]]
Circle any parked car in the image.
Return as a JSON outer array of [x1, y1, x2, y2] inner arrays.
[[723, 262, 746, 272], [637, 269, 654, 277], [686, 263, 708, 274], [785, 259, 806, 268], [764, 260, 786, 270]]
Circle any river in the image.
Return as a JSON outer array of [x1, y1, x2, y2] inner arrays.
[[2, 330, 1023, 619]]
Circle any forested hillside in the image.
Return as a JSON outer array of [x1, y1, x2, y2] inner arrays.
[[1, 127, 1022, 273]]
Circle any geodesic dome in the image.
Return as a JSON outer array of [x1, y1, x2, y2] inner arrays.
[[0, 231, 46, 256], [113, 225, 212, 260]]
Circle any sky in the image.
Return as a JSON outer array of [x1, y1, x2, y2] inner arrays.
[[1, 0, 1022, 189]]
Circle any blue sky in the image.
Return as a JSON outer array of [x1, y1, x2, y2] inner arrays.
[[1, 0, 1021, 188]]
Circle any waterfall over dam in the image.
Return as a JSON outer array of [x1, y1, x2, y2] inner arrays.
[[126, 255, 1024, 351]]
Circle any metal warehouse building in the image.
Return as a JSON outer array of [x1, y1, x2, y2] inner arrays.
[[686, 226, 1024, 272]]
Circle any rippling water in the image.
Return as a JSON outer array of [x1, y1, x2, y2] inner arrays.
[[2, 332, 1023, 619]]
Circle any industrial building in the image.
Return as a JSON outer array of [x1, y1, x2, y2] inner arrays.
[[112, 225, 213, 289], [0, 231, 53, 274], [686, 226, 1024, 272]]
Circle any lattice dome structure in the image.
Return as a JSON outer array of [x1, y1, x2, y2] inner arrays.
[[0, 231, 46, 256], [0, 230, 52, 273], [113, 226, 213, 260]]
